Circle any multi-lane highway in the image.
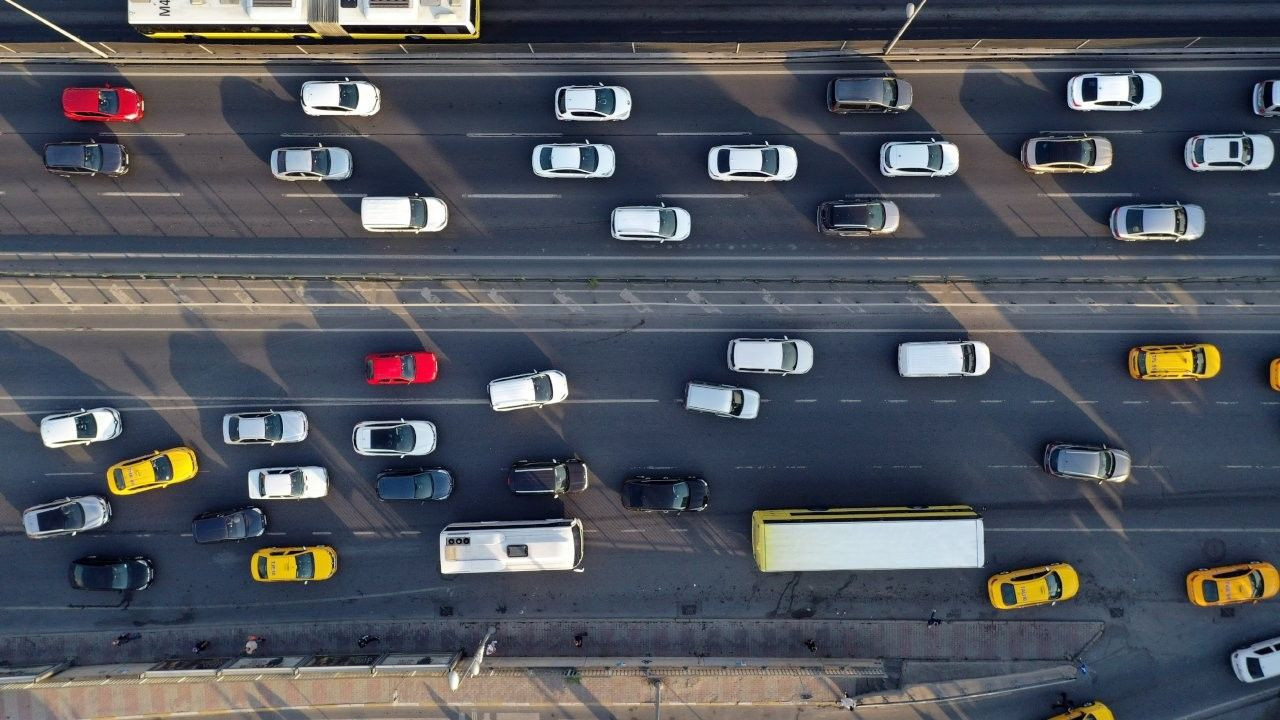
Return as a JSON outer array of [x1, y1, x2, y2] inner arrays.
[[0, 282, 1278, 715], [0, 59, 1277, 281]]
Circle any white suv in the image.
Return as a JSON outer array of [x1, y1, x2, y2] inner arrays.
[[488, 370, 569, 411]]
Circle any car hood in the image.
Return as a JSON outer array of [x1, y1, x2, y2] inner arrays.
[[98, 144, 126, 173], [1182, 204, 1205, 240], [1108, 451, 1132, 482], [894, 80, 913, 110], [738, 389, 761, 419]]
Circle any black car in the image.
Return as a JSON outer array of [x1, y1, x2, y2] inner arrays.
[[816, 200, 900, 237], [507, 458, 589, 496], [43, 141, 129, 177], [191, 506, 267, 544], [621, 476, 709, 513], [69, 556, 154, 591], [827, 77, 912, 114], [376, 467, 454, 501]]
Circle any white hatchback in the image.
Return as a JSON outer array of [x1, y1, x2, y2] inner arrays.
[[555, 84, 631, 121], [300, 79, 381, 116], [352, 420, 437, 456], [488, 370, 569, 411], [39, 407, 122, 448], [707, 144, 797, 181], [1067, 72, 1162, 111], [611, 205, 691, 242], [247, 466, 328, 499], [880, 139, 959, 177], [532, 143, 615, 178]]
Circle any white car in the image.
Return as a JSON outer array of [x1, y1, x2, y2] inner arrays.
[[1233, 634, 1280, 683], [707, 143, 797, 181], [1067, 72, 1162, 111], [1254, 80, 1280, 117], [352, 419, 437, 456], [610, 205, 691, 242], [727, 338, 814, 375], [270, 145, 352, 181], [532, 142, 615, 178], [39, 407, 122, 448], [23, 495, 110, 538], [247, 466, 328, 500], [222, 410, 308, 445], [488, 370, 569, 411], [897, 341, 991, 377], [684, 381, 760, 420], [300, 79, 380, 117], [1184, 133, 1274, 171], [880, 139, 959, 177], [555, 84, 631, 121], [1109, 203, 1205, 242]]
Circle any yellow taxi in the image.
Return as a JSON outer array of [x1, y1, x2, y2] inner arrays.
[[251, 546, 337, 583], [1045, 700, 1114, 720], [1128, 343, 1219, 380], [106, 447, 198, 496], [987, 563, 1080, 610], [1269, 359, 1280, 391], [1186, 561, 1279, 607]]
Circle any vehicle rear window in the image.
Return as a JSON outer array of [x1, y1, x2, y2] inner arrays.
[[1080, 77, 1098, 101]]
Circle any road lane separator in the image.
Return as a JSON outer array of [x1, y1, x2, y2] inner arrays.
[[1039, 192, 1135, 198], [283, 193, 366, 198], [99, 192, 182, 197], [657, 131, 750, 136], [110, 132, 186, 137], [467, 132, 563, 138], [848, 192, 938, 198], [280, 132, 368, 138], [657, 193, 746, 199], [464, 193, 561, 199]]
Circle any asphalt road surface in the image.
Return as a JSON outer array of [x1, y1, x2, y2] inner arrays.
[[0, 58, 1277, 281], [0, 287, 1278, 717], [4, 1, 1280, 43]]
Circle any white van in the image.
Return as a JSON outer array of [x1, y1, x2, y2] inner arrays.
[[1232, 635, 1280, 683], [439, 518, 584, 574], [897, 340, 991, 377], [361, 196, 448, 233], [684, 381, 759, 419]]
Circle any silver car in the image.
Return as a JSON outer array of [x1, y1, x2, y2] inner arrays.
[[1043, 442, 1131, 483], [1109, 203, 1204, 242], [610, 205, 691, 242], [684, 381, 760, 420], [23, 495, 111, 538], [222, 410, 308, 445], [1021, 135, 1113, 174], [270, 145, 352, 181]]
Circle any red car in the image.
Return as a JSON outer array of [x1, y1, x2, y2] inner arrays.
[[365, 351, 438, 385], [62, 85, 144, 123]]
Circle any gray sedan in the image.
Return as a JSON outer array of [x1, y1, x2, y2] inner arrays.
[[1043, 442, 1131, 483], [1109, 203, 1204, 242]]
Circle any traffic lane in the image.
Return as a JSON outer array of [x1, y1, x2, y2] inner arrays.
[[2, 60, 1275, 141], [2, 132, 1276, 252]]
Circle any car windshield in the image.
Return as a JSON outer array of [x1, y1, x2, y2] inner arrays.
[[260, 414, 284, 441], [553, 465, 569, 492], [1247, 657, 1264, 679], [578, 147, 599, 172], [999, 583, 1017, 606], [295, 552, 316, 579], [1098, 451, 1114, 476], [98, 90, 119, 114], [256, 556, 268, 578], [1172, 207, 1187, 234], [1201, 579, 1219, 602], [216, 512, 246, 539], [760, 148, 779, 175], [781, 343, 798, 371], [879, 78, 896, 105], [531, 374, 552, 402], [1045, 571, 1064, 599], [1080, 77, 1099, 101], [730, 390, 744, 414], [1126, 75, 1142, 102], [717, 151, 731, 174], [74, 413, 97, 439], [287, 470, 306, 493], [1191, 347, 1206, 373], [594, 88, 616, 115], [310, 149, 330, 175], [38, 503, 83, 532], [539, 147, 553, 169], [409, 198, 427, 228], [401, 354, 416, 378], [371, 426, 414, 452], [337, 83, 358, 110], [1239, 138, 1253, 164], [926, 145, 943, 171], [150, 455, 174, 482], [962, 343, 976, 373], [1249, 570, 1265, 597], [657, 208, 677, 237], [84, 145, 103, 171]]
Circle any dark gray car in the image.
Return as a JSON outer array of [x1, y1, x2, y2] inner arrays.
[[507, 458, 589, 496], [191, 506, 266, 544], [376, 467, 454, 501], [1043, 442, 1131, 483], [827, 77, 912, 113], [621, 476, 709, 513], [69, 556, 154, 591], [43, 141, 128, 177]]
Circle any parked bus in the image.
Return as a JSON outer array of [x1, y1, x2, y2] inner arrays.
[[129, 0, 479, 41], [439, 518, 583, 575], [751, 505, 984, 572]]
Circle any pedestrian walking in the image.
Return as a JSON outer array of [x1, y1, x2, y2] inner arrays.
[[192, 640, 210, 654], [244, 639, 258, 655], [803, 639, 818, 655], [357, 634, 380, 649], [927, 610, 942, 627], [573, 633, 586, 648], [838, 693, 857, 711], [112, 632, 140, 647], [485, 640, 498, 656]]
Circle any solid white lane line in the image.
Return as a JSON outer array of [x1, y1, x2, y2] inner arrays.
[[848, 193, 938, 198], [44, 471, 95, 476], [464, 193, 560, 199], [839, 130, 937, 136], [990, 527, 1280, 533], [467, 132, 563, 137], [1040, 192, 1135, 198], [280, 132, 368, 138], [657, 131, 750, 136], [5, 251, 1280, 262], [1042, 129, 1143, 134], [283, 193, 366, 198], [99, 192, 182, 197], [657, 193, 747, 199], [110, 132, 186, 137]]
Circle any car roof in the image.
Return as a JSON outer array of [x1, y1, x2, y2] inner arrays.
[[262, 473, 295, 495], [1136, 207, 1178, 235], [727, 148, 766, 172], [282, 148, 316, 172], [613, 207, 661, 234], [732, 339, 786, 368], [888, 143, 931, 169], [302, 82, 347, 106], [1092, 74, 1134, 100], [490, 376, 535, 404], [1200, 136, 1245, 163], [563, 87, 600, 110]]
